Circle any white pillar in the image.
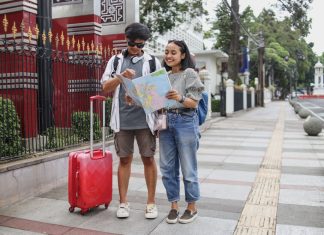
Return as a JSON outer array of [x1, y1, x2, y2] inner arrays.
[[204, 76, 212, 119], [250, 87, 255, 108], [226, 79, 234, 115], [242, 84, 247, 110]]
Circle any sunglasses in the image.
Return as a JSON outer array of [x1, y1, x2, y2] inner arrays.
[[127, 41, 145, 48]]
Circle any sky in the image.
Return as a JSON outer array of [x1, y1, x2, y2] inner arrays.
[[204, 0, 323, 55]]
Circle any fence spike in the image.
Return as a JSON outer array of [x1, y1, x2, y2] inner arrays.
[[77, 39, 80, 52], [91, 40, 94, 52], [55, 33, 59, 49], [72, 35, 75, 49], [60, 31, 64, 46], [42, 30, 46, 45], [66, 36, 70, 51], [12, 21, 17, 39], [27, 26, 32, 43], [87, 43, 90, 55], [82, 37, 85, 51], [48, 28, 53, 43], [3, 14, 8, 33], [34, 24, 39, 40]]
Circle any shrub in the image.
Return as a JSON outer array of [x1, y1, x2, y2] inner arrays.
[[105, 98, 112, 125], [72, 111, 101, 141], [105, 97, 113, 135], [211, 99, 220, 112], [0, 97, 24, 158]]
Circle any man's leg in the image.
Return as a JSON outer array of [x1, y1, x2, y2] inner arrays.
[[141, 156, 157, 204], [114, 130, 134, 218], [118, 155, 133, 203], [135, 128, 158, 218]]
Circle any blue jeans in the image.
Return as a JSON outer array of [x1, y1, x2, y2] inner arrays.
[[159, 111, 200, 203]]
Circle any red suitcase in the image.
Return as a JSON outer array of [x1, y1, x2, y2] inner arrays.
[[68, 95, 113, 215]]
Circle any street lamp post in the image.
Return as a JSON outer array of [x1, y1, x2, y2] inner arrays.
[[220, 72, 228, 116]]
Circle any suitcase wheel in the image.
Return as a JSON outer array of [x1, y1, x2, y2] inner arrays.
[[69, 207, 75, 213], [104, 203, 109, 209], [80, 209, 87, 215]]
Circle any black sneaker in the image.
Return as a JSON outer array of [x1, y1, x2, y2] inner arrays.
[[166, 209, 179, 224], [179, 209, 198, 224]]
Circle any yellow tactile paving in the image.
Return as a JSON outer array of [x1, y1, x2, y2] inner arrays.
[[234, 104, 285, 235]]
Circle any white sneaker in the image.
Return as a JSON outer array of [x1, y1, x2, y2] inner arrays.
[[116, 202, 130, 218], [145, 204, 158, 219]]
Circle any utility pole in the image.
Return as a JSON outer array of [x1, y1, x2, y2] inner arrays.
[[37, 0, 53, 133], [258, 32, 265, 107]]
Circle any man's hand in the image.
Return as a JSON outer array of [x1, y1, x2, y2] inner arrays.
[[125, 95, 134, 106], [121, 69, 135, 79]]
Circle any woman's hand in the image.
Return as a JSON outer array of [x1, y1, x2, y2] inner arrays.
[[121, 69, 135, 79], [166, 89, 181, 101]]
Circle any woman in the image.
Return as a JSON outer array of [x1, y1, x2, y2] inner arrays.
[[159, 40, 204, 224]]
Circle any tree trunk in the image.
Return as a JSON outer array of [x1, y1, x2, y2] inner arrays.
[[228, 0, 240, 83]]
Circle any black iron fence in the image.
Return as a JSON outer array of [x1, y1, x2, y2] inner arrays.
[[234, 89, 243, 111], [0, 20, 114, 162]]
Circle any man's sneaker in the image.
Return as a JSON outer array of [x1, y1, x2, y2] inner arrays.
[[116, 202, 130, 218], [166, 209, 179, 224], [179, 209, 198, 224], [145, 204, 158, 219]]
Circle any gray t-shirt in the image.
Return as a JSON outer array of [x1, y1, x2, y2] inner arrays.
[[119, 55, 148, 129], [168, 68, 205, 108]]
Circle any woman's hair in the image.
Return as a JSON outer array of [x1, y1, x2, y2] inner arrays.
[[163, 40, 196, 71], [125, 23, 151, 41]]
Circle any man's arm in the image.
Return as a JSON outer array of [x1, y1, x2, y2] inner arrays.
[[102, 69, 136, 93], [102, 77, 122, 93]]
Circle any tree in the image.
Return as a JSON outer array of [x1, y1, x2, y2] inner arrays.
[[276, 0, 313, 36], [139, 0, 207, 35], [204, 2, 231, 53]]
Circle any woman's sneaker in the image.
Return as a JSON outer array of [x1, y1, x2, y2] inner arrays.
[[145, 204, 158, 219], [179, 209, 198, 224], [116, 202, 130, 218], [166, 209, 179, 224]]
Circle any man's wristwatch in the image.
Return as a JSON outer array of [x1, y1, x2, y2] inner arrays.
[[179, 95, 186, 103]]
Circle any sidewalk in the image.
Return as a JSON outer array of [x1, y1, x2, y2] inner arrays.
[[0, 101, 323, 235]]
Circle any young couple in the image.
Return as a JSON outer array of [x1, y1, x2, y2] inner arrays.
[[101, 23, 204, 224]]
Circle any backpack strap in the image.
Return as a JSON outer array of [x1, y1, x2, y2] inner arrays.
[[112, 56, 120, 76], [149, 55, 156, 73], [113, 54, 156, 74]]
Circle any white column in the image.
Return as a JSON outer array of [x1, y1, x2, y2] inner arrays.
[[321, 76, 324, 88], [204, 76, 212, 119], [250, 87, 255, 108], [226, 79, 234, 115], [242, 84, 247, 110]]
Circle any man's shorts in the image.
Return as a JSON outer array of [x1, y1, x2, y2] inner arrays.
[[114, 128, 156, 158]]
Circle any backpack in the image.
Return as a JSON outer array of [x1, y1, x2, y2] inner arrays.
[[113, 55, 156, 73], [197, 91, 208, 125]]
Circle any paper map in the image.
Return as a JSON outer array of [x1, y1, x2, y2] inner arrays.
[[117, 68, 177, 114]]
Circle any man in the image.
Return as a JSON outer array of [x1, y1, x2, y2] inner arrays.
[[101, 23, 161, 219]]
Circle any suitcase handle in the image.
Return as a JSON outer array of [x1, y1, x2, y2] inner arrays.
[[90, 95, 106, 159]]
